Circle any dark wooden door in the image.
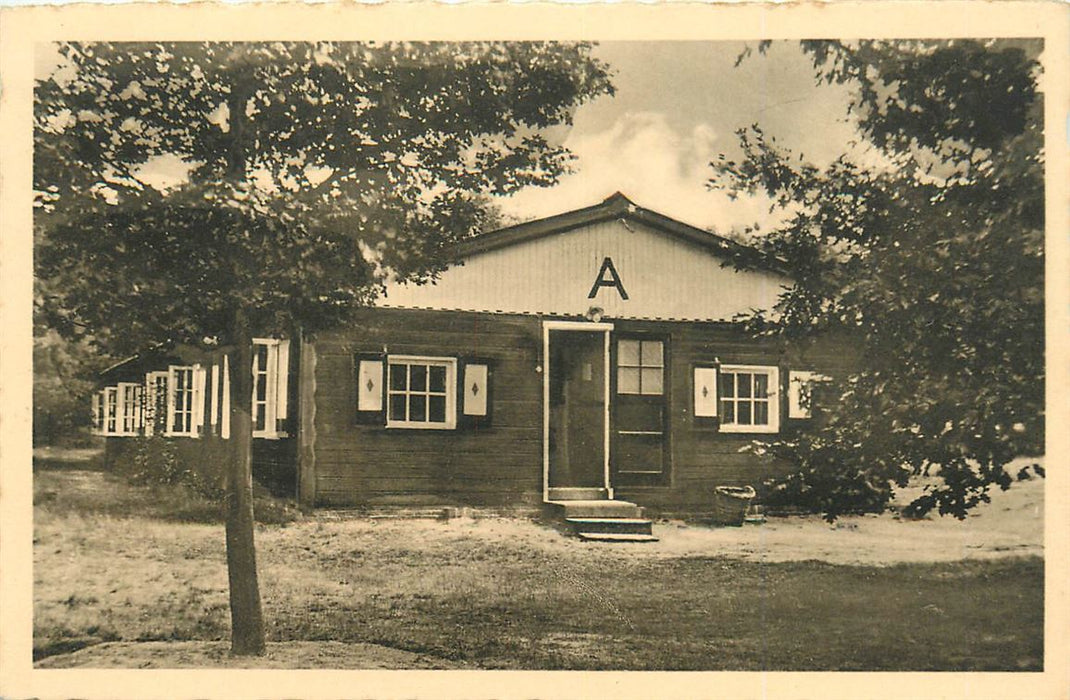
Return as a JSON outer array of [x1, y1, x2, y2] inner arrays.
[[612, 338, 668, 486], [548, 330, 606, 488]]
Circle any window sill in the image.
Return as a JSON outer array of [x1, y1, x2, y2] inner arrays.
[[719, 425, 779, 435]]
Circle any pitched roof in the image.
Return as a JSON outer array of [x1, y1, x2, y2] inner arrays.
[[457, 192, 787, 274]]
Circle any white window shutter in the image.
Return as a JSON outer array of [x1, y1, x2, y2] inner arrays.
[[358, 360, 384, 412], [192, 364, 207, 435], [221, 355, 231, 440], [694, 367, 718, 417], [463, 364, 489, 417], [276, 339, 290, 422]]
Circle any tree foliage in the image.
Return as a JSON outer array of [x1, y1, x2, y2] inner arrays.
[[35, 41, 614, 351], [713, 40, 1044, 519], [34, 41, 614, 654]]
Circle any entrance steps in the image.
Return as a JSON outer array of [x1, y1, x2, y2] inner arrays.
[[545, 489, 657, 542]]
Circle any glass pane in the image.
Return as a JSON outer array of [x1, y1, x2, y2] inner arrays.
[[256, 376, 267, 401], [389, 394, 407, 421], [255, 344, 268, 371], [428, 395, 446, 423], [754, 400, 768, 425], [720, 373, 735, 398], [737, 373, 752, 398], [641, 341, 663, 367], [754, 373, 769, 398], [721, 400, 735, 424], [410, 394, 427, 422], [410, 364, 427, 392], [254, 406, 266, 432], [618, 367, 640, 394], [429, 365, 446, 393], [618, 340, 640, 367], [389, 364, 407, 391], [738, 401, 752, 424], [641, 368, 663, 395]]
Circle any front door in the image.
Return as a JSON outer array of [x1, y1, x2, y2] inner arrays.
[[548, 329, 606, 488]]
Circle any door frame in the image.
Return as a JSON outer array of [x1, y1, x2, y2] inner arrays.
[[542, 320, 614, 502]]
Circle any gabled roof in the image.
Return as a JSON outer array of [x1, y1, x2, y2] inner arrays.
[[457, 192, 787, 274]]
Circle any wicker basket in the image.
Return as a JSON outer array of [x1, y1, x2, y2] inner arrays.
[[713, 485, 756, 526]]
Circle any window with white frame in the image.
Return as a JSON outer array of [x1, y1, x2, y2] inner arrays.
[[166, 365, 204, 437], [617, 339, 664, 395], [118, 382, 143, 436], [718, 365, 780, 433], [386, 356, 457, 429], [144, 371, 169, 436], [252, 338, 289, 438], [104, 387, 118, 435]]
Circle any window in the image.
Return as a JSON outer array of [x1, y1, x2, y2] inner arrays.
[[718, 365, 780, 433], [118, 382, 143, 436], [166, 365, 204, 437], [386, 356, 457, 429], [144, 371, 169, 436], [252, 338, 290, 438], [788, 371, 831, 419], [617, 339, 664, 395], [104, 387, 118, 435]]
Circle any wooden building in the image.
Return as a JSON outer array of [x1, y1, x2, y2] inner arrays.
[[93, 193, 850, 527]]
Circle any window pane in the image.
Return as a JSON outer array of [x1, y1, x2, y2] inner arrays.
[[754, 400, 769, 425], [254, 406, 266, 432], [738, 401, 752, 424], [641, 341, 663, 367], [722, 400, 735, 424], [256, 377, 267, 401], [410, 364, 427, 392], [720, 373, 735, 398], [618, 340, 640, 366], [641, 368, 663, 395], [389, 364, 407, 391], [428, 395, 446, 423], [618, 367, 640, 394], [754, 373, 769, 398], [429, 365, 446, 393], [737, 374, 752, 398], [410, 394, 427, 422], [389, 394, 407, 421]]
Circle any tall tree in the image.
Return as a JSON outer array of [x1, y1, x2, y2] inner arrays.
[[712, 40, 1043, 519], [35, 41, 614, 653]]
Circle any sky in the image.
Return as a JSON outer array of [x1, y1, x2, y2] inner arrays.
[[36, 41, 866, 236], [493, 41, 862, 235]]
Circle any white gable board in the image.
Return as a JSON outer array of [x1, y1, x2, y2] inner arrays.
[[379, 217, 789, 322]]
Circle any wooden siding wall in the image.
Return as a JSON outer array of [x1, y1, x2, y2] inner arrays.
[[306, 309, 858, 513], [308, 308, 545, 507], [611, 320, 858, 515], [379, 219, 789, 322]]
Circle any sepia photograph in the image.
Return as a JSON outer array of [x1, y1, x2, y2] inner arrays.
[[2, 3, 1067, 698]]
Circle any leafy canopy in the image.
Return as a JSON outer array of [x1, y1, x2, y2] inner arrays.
[[35, 42, 614, 353], [713, 40, 1044, 519]]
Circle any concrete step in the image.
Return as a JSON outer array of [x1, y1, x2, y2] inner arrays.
[[576, 532, 659, 543], [565, 517, 654, 536], [548, 499, 644, 519], [548, 487, 608, 501]]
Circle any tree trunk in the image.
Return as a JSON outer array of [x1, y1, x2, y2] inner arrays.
[[225, 307, 266, 655]]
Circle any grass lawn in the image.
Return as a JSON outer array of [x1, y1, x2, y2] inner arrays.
[[34, 462, 1044, 671]]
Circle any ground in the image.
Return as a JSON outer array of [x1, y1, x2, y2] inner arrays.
[[33, 454, 1044, 670]]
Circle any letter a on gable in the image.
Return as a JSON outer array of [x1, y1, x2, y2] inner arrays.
[[588, 256, 629, 300]]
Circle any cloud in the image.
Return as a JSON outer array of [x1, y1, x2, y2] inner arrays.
[[496, 111, 782, 235]]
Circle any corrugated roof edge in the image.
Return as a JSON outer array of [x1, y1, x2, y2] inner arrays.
[[454, 192, 791, 276]]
